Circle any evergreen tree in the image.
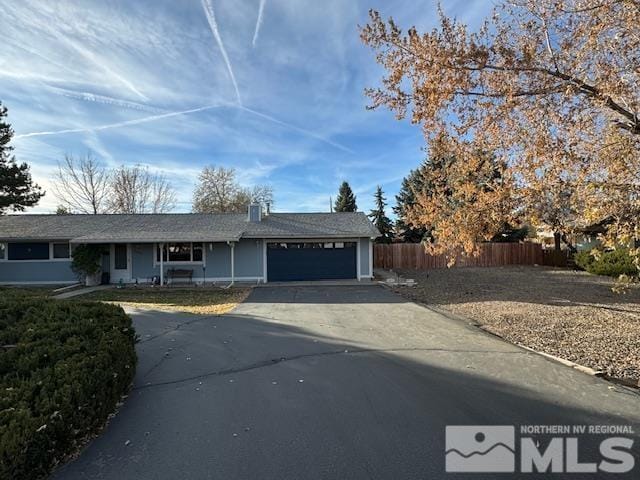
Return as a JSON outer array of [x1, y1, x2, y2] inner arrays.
[[55, 205, 71, 215], [0, 101, 43, 214], [334, 181, 357, 212], [393, 165, 429, 243], [368, 185, 394, 243]]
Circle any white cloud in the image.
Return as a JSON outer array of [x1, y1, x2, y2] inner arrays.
[[1, 0, 492, 214]]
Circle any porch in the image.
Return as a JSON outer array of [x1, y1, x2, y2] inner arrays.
[[93, 240, 264, 286]]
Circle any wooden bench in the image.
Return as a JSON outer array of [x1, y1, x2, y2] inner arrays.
[[166, 268, 193, 285]]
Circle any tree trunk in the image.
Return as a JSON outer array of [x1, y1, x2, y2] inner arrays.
[[553, 231, 562, 252], [561, 233, 577, 254]]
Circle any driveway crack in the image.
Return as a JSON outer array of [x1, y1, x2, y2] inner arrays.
[[138, 316, 215, 343], [134, 346, 527, 390]]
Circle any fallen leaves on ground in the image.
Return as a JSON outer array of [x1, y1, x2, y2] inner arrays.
[[81, 287, 251, 315]]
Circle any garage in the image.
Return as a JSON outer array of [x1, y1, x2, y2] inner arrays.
[[267, 241, 357, 281]]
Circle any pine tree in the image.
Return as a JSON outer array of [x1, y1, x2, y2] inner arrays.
[[0, 101, 43, 214], [368, 185, 394, 243], [334, 181, 357, 212], [393, 165, 429, 243]]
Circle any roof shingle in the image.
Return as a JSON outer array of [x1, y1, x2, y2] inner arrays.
[[0, 212, 379, 242]]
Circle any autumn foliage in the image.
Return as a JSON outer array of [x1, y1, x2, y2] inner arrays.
[[361, 0, 640, 261]]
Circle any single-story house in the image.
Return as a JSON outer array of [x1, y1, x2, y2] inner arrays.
[[0, 205, 379, 285]]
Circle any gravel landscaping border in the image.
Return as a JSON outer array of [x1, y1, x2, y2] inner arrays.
[[389, 266, 640, 383]]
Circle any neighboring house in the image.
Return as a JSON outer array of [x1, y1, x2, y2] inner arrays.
[[534, 222, 606, 252], [0, 205, 379, 285]]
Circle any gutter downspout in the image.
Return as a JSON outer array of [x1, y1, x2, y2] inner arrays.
[[159, 243, 164, 286], [223, 241, 235, 288]]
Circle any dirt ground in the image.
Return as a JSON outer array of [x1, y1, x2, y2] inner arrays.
[[390, 266, 640, 382]]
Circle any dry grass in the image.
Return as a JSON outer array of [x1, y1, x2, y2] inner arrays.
[[391, 266, 640, 382], [80, 286, 251, 315]]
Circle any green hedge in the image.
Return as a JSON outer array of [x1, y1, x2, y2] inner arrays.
[[574, 248, 638, 277], [0, 298, 137, 480]]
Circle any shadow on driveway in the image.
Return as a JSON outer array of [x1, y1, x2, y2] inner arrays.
[[51, 286, 640, 480]]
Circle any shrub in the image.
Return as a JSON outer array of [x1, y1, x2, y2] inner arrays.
[[574, 248, 638, 277], [0, 298, 137, 480], [574, 250, 596, 271], [70, 244, 103, 277]]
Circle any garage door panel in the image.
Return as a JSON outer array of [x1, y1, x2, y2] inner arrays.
[[267, 245, 356, 281]]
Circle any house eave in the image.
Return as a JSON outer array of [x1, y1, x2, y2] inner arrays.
[[70, 236, 242, 244], [241, 233, 378, 239]]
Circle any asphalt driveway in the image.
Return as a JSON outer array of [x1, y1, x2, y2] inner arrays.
[[53, 285, 640, 479]]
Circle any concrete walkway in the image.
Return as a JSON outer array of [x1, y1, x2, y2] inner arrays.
[[52, 285, 113, 299]]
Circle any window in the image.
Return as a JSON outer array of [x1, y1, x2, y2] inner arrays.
[[52, 242, 70, 259], [2, 242, 75, 261], [8, 242, 50, 260], [193, 243, 203, 262], [268, 242, 355, 249], [114, 244, 128, 270], [168, 243, 191, 262], [156, 243, 204, 263]]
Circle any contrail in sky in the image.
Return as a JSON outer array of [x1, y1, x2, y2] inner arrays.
[[10, 42, 77, 75], [56, 34, 149, 102], [252, 0, 266, 47], [16, 101, 354, 154], [238, 106, 355, 154], [14, 105, 222, 139], [47, 86, 164, 114], [201, 0, 242, 106]]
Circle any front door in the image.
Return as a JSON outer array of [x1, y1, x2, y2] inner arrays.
[[110, 244, 131, 283]]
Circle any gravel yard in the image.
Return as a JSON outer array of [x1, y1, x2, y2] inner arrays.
[[391, 266, 640, 383]]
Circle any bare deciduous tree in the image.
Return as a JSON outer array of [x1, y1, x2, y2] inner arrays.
[[109, 165, 177, 214], [53, 153, 110, 214], [246, 184, 274, 210], [192, 166, 274, 213]]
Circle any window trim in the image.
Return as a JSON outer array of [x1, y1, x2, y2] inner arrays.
[[0, 241, 72, 262], [51, 242, 71, 260], [153, 242, 205, 266]]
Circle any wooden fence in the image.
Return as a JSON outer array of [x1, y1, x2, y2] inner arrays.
[[373, 242, 549, 270]]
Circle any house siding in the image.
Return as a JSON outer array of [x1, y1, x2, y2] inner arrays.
[[0, 237, 372, 284], [129, 240, 264, 283], [234, 239, 263, 278], [0, 260, 76, 284], [359, 238, 372, 277]]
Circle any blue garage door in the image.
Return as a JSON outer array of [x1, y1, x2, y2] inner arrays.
[[267, 242, 356, 281]]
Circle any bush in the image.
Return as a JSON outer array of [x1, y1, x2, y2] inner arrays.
[[574, 248, 638, 277], [70, 244, 103, 277], [0, 298, 137, 480], [574, 250, 596, 271]]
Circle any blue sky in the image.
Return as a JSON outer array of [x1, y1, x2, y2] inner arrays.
[[1, 0, 490, 214]]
